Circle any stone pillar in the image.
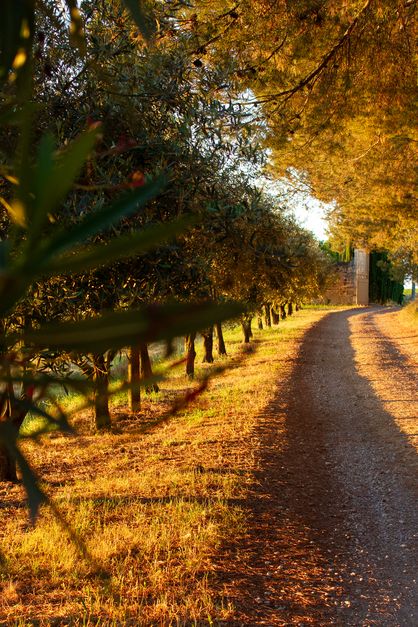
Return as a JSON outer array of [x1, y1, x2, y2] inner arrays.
[[354, 249, 369, 305]]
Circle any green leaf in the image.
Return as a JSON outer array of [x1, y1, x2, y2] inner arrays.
[[17, 301, 243, 353], [14, 397, 74, 436], [32, 128, 99, 228], [121, 0, 157, 41], [3, 372, 91, 393], [28, 133, 56, 241], [0, 240, 11, 268], [31, 175, 165, 270], [46, 216, 194, 275]]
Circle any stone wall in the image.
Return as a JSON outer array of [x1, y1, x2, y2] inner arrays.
[[323, 249, 370, 306], [324, 261, 356, 305]]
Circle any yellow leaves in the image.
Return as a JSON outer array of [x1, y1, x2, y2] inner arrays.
[[0, 197, 26, 227], [3, 174, 18, 185], [67, 2, 86, 56], [20, 19, 31, 40], [12, 48, 27, 70], [69, 7, 82, 35]]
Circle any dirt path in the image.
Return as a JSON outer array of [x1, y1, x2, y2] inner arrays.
[[221, 307, 418, 626]]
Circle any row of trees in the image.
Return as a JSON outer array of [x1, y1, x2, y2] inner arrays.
[[0, 2, 333, 486]]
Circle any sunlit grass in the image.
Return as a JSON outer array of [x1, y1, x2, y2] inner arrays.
[[399, 300, 418, 330], [1, 307, 332, 624]]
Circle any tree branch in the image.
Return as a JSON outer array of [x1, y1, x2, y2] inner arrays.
[[242, 0, 374, 106]]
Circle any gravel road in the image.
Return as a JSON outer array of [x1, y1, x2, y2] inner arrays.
[[231, 307, 418, 625]]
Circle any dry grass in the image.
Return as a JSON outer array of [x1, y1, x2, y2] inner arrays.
[[399, 300, 418, 330], [0, 308, 331, 625]]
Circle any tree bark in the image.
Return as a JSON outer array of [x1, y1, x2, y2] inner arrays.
[[185, 332, 196, 378], [287, 302, 293, 316], [280, 304, 287, 320], [0, 386, 18, 482], [264, 303, 272, 327], [0, 441, 17, 482], [140, 343, 159, 393], [241, 317, 252, 343], [92, 353, 111, 431], [215, 322, 227, 356], [271, 307, 280, 325], [0, 376, 34, 482], [201, 326, 214, 363], [129, 345, 141, 412], [257, 316, 263, 330]]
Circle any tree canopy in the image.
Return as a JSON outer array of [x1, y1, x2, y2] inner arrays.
[[173, 0, 417, 275]]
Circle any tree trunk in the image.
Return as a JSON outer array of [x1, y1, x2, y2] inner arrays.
[[92, 353, 111, 431], [129, 345, 141, 412], [215, 322, 227, 356], [280, 304, 287, 320], [241, 318, 252, 343], [271, 307, 280, 325], [287, 302, 293, 316], [264, 303, 272, 327], [295, 303, 300, 311], [0, 376, 34, 482], [201, 327, 214, 363], [257, 316, 263, 330], [0, 441, 17, 482], [140, 343, 159, 393], [185, 333, 196, 378]]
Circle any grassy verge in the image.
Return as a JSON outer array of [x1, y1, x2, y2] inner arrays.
[[398, 300, 418, 330], [0, 308, 334, 625]]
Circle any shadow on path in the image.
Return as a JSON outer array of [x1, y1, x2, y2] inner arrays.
[[219, 308, 418, 626]]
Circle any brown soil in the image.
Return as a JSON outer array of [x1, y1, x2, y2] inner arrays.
[[218, 306, 418, 626]]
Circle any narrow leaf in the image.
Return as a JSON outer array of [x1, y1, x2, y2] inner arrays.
[[65, 0, 86, 56], [121, 0, 156, 41], [28, 133, 56, 243], [46, 216, 194, 275], [18, 302, 243, 353], [3, 372, 91, 393], [33, 175, 164, 268], [12, 397, 74, 435], [34, 128, 99, 220]]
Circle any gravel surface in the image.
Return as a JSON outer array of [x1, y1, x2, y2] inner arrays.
[[227, 307, 418, 626]]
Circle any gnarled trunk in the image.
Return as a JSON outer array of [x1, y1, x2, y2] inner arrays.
[[264, 303, 272, 327], [92, 353, 111, 431], [0, 378, 34, 482], [0, 441, 17, 482], [185, 332, 196, 378], [271, 307, 280, 325], [201, 327, 214, 363], [129, 345, 141, 412], [287, 302, 293, 316], [280, 304, 287, 320], [140, 343, 159, 393], [241, 317, 253, 343], [215, 322, 227, 356]]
